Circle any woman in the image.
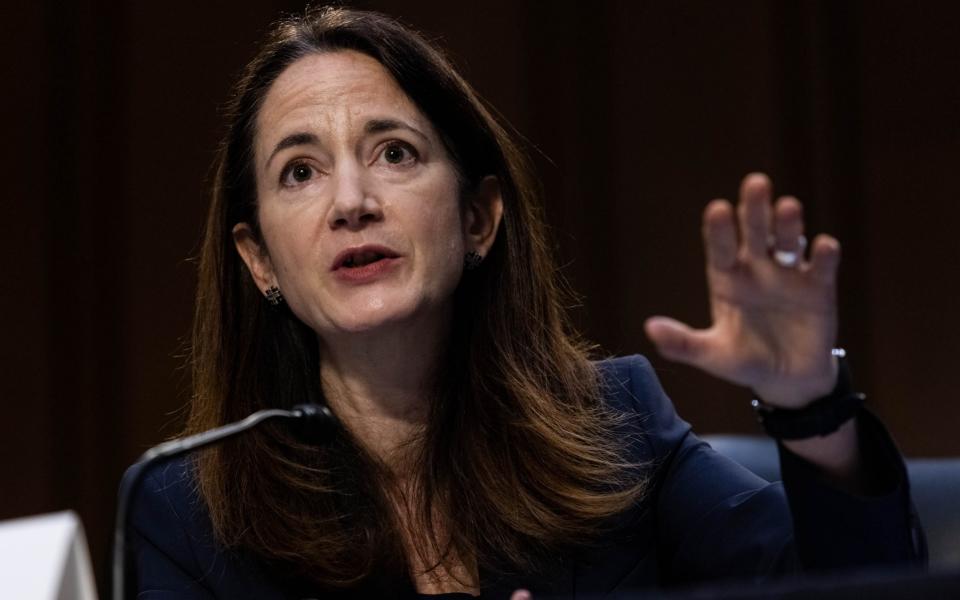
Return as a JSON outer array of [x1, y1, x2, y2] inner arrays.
[[127, 6, 922, 599]]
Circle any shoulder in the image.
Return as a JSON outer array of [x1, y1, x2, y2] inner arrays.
[[127, 449, 375, 599], [123, 455, 215, 585], [594, 354, 664, 411], [122, 456, 288, 598], [125, 455, 207, 541], [593, 354, 691, 463]]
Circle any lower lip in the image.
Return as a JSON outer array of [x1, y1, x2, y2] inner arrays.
[[332, 257, 402, 283]]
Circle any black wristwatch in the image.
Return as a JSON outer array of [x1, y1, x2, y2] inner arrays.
[[751, 349, 866, 440]]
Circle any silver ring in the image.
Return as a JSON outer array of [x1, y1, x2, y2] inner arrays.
[[771, 235, 807, 268]]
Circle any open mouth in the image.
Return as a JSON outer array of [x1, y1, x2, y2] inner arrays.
[[342, 251, 387, 268], [332, 245, 400, 270]]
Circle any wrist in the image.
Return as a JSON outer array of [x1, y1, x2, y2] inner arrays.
[[752, 349, 865, 441], [752, 353, 840, 409]]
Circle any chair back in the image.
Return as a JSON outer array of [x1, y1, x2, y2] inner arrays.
[[701, 434, 960, 570]]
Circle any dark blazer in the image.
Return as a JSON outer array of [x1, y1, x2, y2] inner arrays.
[[125, 355, 924, 599]]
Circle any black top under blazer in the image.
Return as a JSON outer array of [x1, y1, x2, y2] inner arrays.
[[125, 355, 924, 599]]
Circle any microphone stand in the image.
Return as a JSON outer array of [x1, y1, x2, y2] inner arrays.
[[112, 403, 335, 600]]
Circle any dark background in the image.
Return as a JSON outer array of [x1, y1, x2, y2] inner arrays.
[[2, 0, 958, 595]]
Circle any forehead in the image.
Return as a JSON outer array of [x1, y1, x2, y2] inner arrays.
[[255, 50, 427, 154]]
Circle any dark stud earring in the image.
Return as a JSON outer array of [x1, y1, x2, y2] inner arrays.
[[464, 251, 483, 271], [265, 286, 284, 306]]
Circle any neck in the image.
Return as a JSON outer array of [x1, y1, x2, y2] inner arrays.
[[318, 307, 450, 469]]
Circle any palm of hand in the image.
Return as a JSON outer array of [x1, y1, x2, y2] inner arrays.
[[645, 173, 841, 409]]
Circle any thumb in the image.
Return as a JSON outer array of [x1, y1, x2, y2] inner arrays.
[[644, 316, 711, 366]]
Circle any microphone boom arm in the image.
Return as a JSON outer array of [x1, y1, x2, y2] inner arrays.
[[112, 404, 335, 600]]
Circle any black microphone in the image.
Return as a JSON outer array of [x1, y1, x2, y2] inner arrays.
[[112, 403, 337, 600]]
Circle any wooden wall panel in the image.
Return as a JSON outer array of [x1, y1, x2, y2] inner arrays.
[[2, 0, 957, 592]]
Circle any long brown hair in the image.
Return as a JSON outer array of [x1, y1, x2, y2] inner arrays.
[[189, 5, 646, 589]]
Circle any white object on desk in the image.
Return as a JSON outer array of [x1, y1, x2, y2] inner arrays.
[[0, 511, 98, 600]]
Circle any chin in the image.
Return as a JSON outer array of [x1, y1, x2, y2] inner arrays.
[[330, 300, 424, 335], [334, 294, 452, 337]]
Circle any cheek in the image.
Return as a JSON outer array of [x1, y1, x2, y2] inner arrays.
[[259, 217, 314, 283], [424, 206, 466, 269], [403, 174, 467, 273], [434, 226, 467, 295]]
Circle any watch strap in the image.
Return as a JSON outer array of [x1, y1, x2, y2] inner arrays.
[[751, 351, 865, 440]]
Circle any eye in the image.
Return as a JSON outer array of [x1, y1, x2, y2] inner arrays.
[[280, 162, 316, 187], [377, 141, 418, 167]]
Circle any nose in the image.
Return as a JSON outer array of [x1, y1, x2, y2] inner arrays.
[[326, 163, 383, 231]]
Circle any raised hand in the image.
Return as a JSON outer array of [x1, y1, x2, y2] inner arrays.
[[644, 173, 841, 409]]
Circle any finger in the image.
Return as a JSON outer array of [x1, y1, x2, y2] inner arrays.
[[703, 199, 738, 270], [644, 316, 712, 366], [737, 173, 773, 259], [808, 234, 841, 285], [772, 196, 805, 251], [511, 590, 532, 600], [771, 196, 806, 266]]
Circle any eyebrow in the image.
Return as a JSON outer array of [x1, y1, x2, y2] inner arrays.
[[264, 119, 430, 170], [364, 118, 429, 142], [266, 132, 319, 169]]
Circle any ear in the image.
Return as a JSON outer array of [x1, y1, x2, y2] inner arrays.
[[232, 222, 276, 293], [463, 176, 504, 257]]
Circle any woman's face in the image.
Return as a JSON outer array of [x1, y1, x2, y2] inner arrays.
[[234, 50, 500, 339]]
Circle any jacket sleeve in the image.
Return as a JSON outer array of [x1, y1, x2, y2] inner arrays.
[[778, 408, 926, 570], [602, 354, 924, 585]]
